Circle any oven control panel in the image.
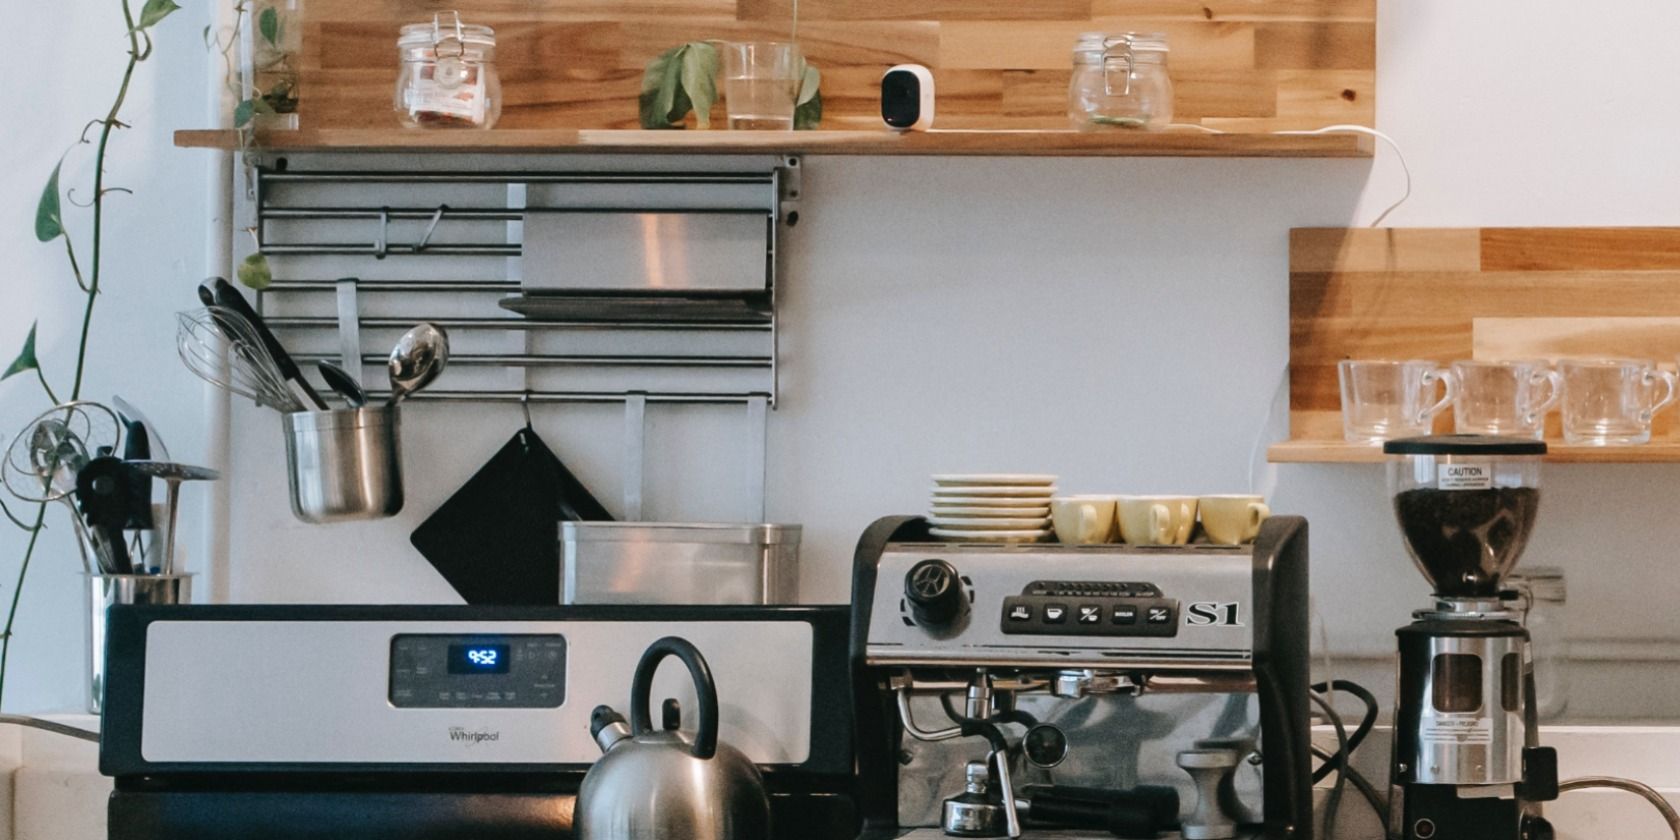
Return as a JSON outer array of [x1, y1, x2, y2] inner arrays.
[[1000, 580, 1179, 638], [389, 634, 567, 709]]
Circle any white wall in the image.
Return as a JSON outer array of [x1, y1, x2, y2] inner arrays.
[[7, 0, 1680, 716]]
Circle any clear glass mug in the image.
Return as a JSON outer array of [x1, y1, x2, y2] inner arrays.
[[1451, 360, 1563, 439], [1338, 360, 1458, 443], [721, 41, 803, 130], [1558, 358, 1678, 445]]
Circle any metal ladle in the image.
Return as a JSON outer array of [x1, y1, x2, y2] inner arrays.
[[386, 323, 450, 406]]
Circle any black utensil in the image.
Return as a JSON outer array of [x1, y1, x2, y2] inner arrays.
[[202, 277, 328, 410], [316, 361, 369, 408], [114, 406, 155, 530], [76, 456, 137, 574], [410, 427, 612, 605], [1020, 784, 1179, 837]]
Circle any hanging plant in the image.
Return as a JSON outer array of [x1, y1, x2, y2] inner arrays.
[[1, 0, 180, 708]]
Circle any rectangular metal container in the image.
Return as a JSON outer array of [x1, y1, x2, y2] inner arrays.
[[561, 522, 800, 605], [521, 211, 769, 294]]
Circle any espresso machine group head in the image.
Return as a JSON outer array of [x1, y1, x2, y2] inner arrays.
[[1383, 436, 1559, 840], [849, 515, 1313, 839]]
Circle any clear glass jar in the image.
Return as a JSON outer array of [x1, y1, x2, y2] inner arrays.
[[1504, 568, 1570, 720], [1069, 32, 1173, 130], [1384, 435, 1545, 599], [394, 12, 502, 129]]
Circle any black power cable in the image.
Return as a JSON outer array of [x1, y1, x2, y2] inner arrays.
[[1310, 679, 1379, 783]]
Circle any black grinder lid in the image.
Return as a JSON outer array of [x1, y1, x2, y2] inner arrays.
[[1383, 434, 1547, 456]]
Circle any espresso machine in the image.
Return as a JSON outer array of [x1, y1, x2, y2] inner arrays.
[[1382, 436, 1558, 840], [850, 515, 1312, 839]]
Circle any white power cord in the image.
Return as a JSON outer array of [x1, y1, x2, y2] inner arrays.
[[1559, 776, 1680, 839], [1168, 122, 1413, 228]]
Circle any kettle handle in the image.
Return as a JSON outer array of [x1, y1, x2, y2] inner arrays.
[[629, 636, 719, 760]]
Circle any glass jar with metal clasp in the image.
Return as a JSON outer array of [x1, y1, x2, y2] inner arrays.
[[394, 11, 502, 129], [1068, 32, 1173, 130]]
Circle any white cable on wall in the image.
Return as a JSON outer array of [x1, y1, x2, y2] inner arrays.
[[1168, 122, 1413, 229]]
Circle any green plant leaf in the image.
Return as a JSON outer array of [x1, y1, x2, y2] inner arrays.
[[34, 162, 64, 242], [680, 42, 720, 129], [236, 252, 273, 290], [639, 45, 685, 129], [796, 61, 820, 106], [136, 0, 181, 30], [2, 323, 40, 383], [258, 6, 279, 45], [793, 61, 821, 129], [234, 98, 255, 128]]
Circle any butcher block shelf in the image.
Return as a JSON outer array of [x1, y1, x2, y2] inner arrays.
[[1272, 227, 1680, 465], [1270, 440, 1680, 465], [172, 128, 1372, 157]]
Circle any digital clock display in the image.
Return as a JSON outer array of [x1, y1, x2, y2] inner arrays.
[[447, 643, 511, 674]]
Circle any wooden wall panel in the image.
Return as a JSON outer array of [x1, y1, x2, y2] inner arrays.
[[1289, 228, 1680, 441], [294, 0, 1375, 131]]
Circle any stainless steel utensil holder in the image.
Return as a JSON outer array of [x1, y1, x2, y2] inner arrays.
[[87, 573, 192, 714], [283, 405, 403, 523]]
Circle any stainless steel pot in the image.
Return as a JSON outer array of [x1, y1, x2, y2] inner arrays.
[[283, 406, 402, 523], [575, 636, 770, 840]]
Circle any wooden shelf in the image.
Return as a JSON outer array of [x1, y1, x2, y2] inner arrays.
[[172, 128, 1372, 158], [1269, 440, 1680, 465]]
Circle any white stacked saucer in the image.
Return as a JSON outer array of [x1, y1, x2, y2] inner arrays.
[[927, 474, 1056, 543]]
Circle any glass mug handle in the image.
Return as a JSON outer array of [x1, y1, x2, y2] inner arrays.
[[1639, 368, 1679, 423], [1525, 368, 1564, 426], [1415, 368, 1459, 426]]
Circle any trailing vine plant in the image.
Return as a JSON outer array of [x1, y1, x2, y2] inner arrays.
[[0, 0, 181, 708]]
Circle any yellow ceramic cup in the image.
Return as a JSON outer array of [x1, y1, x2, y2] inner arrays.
[[1050, 495, 1118, 545], [1198, 495, 1271, 546], [1116, 496, 1198, 546]]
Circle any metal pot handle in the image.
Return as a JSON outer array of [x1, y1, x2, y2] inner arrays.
[[629, 636, 719, 760]]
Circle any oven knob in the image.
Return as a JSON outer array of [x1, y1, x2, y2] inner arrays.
[[904, 559, 965, 627]]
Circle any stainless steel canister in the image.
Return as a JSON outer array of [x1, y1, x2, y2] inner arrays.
[[561, 522, 800, 605], [283, 406, 403, 523], [87, 573, 192, 713]]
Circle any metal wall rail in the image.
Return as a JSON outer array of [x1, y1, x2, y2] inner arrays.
[[266, 280, 520, 293], [295, 353, 773, 369], [265, 316, 771, 331], [371, 389, 772, 405]]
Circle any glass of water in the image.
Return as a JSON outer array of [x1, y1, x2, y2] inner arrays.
[[1338, 359, 1458, 443], [721, 41, 802, 130], [1559, 358, 1678, 445]]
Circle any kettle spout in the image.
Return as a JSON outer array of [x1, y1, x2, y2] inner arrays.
[[589, 705, 632, 755]]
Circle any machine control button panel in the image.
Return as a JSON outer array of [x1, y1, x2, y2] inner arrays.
[[999, 595, 1179, 637], [389, 634, 567, 709]]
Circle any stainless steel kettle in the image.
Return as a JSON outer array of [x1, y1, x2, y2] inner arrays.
[[574, 636, 771, 840]]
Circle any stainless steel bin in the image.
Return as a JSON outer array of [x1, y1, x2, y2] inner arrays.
[[561, 522, 800, 605]]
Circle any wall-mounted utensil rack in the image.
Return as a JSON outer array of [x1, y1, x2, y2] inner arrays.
[[245, 154, 801, 519]]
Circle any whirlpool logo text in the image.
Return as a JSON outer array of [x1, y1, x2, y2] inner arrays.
[[448, 727, 501, 746]]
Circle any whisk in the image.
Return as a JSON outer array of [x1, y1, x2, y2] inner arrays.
[[177, 306, 306, 412]]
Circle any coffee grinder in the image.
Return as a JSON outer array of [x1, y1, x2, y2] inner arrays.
[[1382, 435, 1558, 840]]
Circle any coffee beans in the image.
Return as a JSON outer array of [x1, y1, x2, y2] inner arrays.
[[1393, 487, 1540, 597]]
